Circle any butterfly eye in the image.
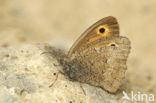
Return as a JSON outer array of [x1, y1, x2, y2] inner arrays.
[[110, 43, 116, 47], [108, 42, 119, 47], [99, 28, 105, 34], [96, 25, 108, 36]]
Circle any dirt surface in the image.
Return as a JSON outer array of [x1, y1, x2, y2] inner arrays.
[[0, 0, 156, 96]]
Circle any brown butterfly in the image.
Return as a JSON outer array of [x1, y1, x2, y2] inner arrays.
[[64, 16, 131, 93]]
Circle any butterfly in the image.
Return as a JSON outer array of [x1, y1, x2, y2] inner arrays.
[[65, 16, 131, 93]]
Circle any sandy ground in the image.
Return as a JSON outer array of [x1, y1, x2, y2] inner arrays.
[[0, 0, 156, 96]]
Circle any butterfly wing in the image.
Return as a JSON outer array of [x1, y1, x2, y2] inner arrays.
[[68, 36, 131, 93], [67, 16, 119, 57]]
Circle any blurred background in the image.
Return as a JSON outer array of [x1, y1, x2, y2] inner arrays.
[[0, 0, 156, 95]]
